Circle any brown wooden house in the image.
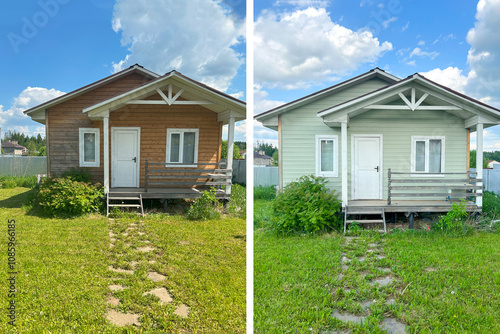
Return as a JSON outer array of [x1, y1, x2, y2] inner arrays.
[[24, 64, 245, 204]]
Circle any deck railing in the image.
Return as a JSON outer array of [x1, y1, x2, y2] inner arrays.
[[144, 160, 232, 193], [387, 169, 482, 205]]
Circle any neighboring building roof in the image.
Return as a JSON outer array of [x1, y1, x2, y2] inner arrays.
[[23, 64, 160, 119], [1, 141, 26, 149], [254, 151, 272, 159], [255, 68, 400, 121]]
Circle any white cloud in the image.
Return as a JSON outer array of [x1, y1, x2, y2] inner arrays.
[[229, 91, 244, 99], [420, 67, 468, 93], [0, 87, 64, 136], [406, 60, 416, 66], [254, 84, 286, 114], [401, 21, 409, 31], [254, 120, 278, 147], [409, 47, 439, 60], [275, 0, 330, 7], [222, 120, 246, 142], [254, 7, 392, 89], [111, 0, 244, 92], [417, 40, 425, 46]]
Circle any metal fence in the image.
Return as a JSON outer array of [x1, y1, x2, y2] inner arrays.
[[0, 156, 47, 176], [471, 166, 500, 194], [254, 166, 278, 187]]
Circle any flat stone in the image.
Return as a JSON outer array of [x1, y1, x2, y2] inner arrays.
[[425, 267, 438, 272], [179, 240, 189, 245], [345, 237, 358, 243], [368, 243, 378, 247], [109, 284, 126, 291], [337, 273, 345, 280], [331, 310, 365, 324], [138, 232, 145, 236], [174, 304, 190, 318], [148, 260, 156, 264], [341, 256, 350, 264], [367, 249, 374, 253], [370, 276, 394, 287], [109, 231, 116, 238], [137, 246, 155, 253], [143, 287, 173, 304], [381, 268, 391, 273], [122, 232, 128, 237], [110, 238, 116, 243], [106, 309, 140, 327], [360, 300, 375, 310], [108, 266, 134, 274], [381, 318, 407, 333], [148, 271, 166, 282], [357, 256, 366, 262], [109, 243, 114, 248], [387, 298, 395, 305], [106, 296, 120, 306], [342, 264, 349, 272], [377, 255, 386, 260], [130, 261, 139, 268], [143, 240, 150, 244]]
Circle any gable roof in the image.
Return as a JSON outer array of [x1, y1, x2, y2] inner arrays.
[[255, 68, 400, 122], [317, 73, 500, 130], [1, 141, 26, 149], [23, 64, 160, 118], [82, 70, 246, 124]]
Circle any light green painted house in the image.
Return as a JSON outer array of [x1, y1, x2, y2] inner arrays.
[[256, 68, 500, 218]]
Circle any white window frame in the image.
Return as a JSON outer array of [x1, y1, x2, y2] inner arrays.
[[79, 128, 100, 167], [166, 128, 199, 167], [411, 136, 445, 177], [315, 135, 339, 177]]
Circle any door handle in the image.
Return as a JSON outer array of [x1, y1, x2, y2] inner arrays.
[[132, 157, 137, 163], [374, 166, 379, 172]]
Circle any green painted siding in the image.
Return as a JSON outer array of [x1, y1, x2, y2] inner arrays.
[[281, 78, 467, 201]]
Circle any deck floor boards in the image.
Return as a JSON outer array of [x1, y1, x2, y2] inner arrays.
[[348, 200, 479, 213], [109, 187, 229, 199]]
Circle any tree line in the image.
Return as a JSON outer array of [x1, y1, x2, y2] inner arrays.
[[2, 130, 46, 156]]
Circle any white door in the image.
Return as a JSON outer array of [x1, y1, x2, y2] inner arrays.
[[352, 135, 382, 199], [111, 128, 140, 188]]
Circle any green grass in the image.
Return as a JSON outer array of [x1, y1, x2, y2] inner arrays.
[[0, 187, 245, 333], [254, 199, 500, 333]]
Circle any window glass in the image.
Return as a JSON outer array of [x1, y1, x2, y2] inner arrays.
[[320, 139, 334, 172], [170, 133, 180, 163], [415, 141, 426, 172], [83, 133, 96, 162], [183, 132, 196, 164], [429, 139, 442, 173]]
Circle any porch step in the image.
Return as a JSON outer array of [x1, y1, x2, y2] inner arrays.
[[344, 206, 386, 234], [106, 193, 144, 217]]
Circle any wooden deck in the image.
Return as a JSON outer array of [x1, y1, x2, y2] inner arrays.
[[348, 199, 480, 213], [109, 187, 229, 199]]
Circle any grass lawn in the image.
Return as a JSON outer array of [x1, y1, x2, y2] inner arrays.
[[254, 199, 500, 333], [0, 187, 245, 333]]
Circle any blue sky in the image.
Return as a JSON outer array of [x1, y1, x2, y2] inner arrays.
[[254, 0, 500, 151], [0, 0, 246, 141]]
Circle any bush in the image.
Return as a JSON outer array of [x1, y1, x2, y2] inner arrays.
[[483, 191, 500, 217], [227, 184, 246, 219], [254, 186, 276, 200], [0, 175, 37, 189], [269, 175, 341, 234], [35, 177, 103, 217], [186, 188, 222, 221], [61, 168, 93, 183], [434, 199, 468, 233]]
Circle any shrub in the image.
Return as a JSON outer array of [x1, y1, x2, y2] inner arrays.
[[254, 185, 276, 200], [435, 199, 468, 233], [227, 184, 246, 219], [269, 175, 341, 234], [0, 175, 37, 189], [483, 191, 500, 217], [61, 168, 93, 183], [35, 177, 103, 217], [186, 188, 222, 221]]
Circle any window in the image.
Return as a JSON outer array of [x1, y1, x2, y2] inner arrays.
[[79, 128, 100, 167], [316, 135, 338, 177], [166, 129, 199, 165], [411, 136, 445, 175]]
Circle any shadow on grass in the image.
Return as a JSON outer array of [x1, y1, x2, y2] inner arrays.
[[0, 188, 36, 209]]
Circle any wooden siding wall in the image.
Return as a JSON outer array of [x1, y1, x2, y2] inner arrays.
[[47, 73, 154, 180], [109, 104, 222, 187]]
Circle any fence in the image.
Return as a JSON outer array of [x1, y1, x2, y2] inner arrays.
[[471, 166, 500, 194], [0, 156, 47, 176], [254, 166, 278, 187]]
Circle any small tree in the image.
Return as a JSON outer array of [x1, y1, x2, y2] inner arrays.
[[470, 150, 488, 169], [272, 150, 279, 166], [221, 140, 242, 159]]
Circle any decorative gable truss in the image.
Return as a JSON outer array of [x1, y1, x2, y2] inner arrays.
[[127, 84, 214, 106]]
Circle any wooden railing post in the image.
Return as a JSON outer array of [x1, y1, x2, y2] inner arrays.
[[145, 159, 149, 192], [387, 168, 392, 205]]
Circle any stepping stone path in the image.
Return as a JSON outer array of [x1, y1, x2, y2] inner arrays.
[[105, 220, 190, 328], [330, 236, 407, 333]]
